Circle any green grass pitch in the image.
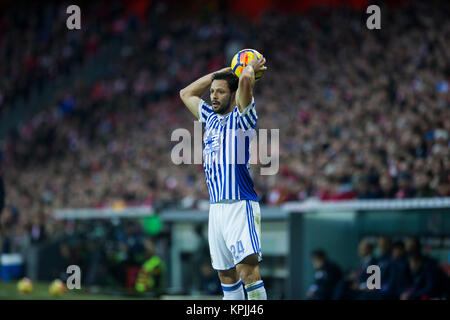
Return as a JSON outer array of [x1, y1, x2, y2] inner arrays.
[[0, 281, 151, 300]]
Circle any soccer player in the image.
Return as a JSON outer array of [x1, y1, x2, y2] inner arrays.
[[179, 56, 267, 300]]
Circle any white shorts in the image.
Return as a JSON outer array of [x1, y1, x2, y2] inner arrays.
[[208, 199, 262, 270]]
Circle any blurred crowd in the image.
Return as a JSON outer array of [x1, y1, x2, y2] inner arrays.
[[307, 236, 450, 300], [0, 1, 449, 252], [0, 1, 120, 117]]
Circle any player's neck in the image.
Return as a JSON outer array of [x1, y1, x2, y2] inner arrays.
[[216, 106, 234, 117]]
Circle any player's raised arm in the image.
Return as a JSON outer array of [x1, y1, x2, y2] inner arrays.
[[179, 67, 232, 119], [236, 56, 267, 113]]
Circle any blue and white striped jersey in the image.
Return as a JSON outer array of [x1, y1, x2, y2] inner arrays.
[[198, 98, 259, 203]]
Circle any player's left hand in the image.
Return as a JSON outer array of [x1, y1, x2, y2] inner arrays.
[[248, 55, 267, 74]]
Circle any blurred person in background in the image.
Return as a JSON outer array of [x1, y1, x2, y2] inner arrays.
[[53, 242, 81, 283], [395, 173, 416, 199], [333, 238, 377, 299], [108, 241, 130, 286], [199, 261, 221, 296], [306, 249, 343, 300], [390, 240, 413, 298], [189, 223, 212, 294], [400, 252, 446, 300], [358, 236, 395, 299], [29, 214, 46, 244], [435, 175, 450, 197], [379, 174, 398, 198], [376, 236, 395, 298], [405, 236, 438, 268], [0, 174, 4, 249], [0, 175, 4, 219], [0, 202, 18, 255], [405, 237, 422, 256], [135, 237, 166, 297], [414, 172, 435, 198]]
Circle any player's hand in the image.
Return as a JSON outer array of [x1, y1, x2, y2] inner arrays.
[[248, 55, 267, 73]]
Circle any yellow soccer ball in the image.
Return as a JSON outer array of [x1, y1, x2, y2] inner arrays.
[[17, 277, 33, 294], [231, 49, 265, 81], [49, 279, 66, 296]]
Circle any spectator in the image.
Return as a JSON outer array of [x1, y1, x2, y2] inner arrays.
[[405, 237, 422, 256], [405, 236, 439, 269], [400, 252, 441, 300], [199, 262, 221, 296], [0, 175, 4, 244], [135, 237, 166, 296], [396, 173, 416, 199], [189, 223, 213, 294], [0, 175, 4, 217], [29, 214, 46, 244], [379, 174, 397, 198], [376, 236, 394, 293], [414, 171, 435, 198], [53, 243, 80, 282], [333, 238, 377, 299], [307, 249, 343, 300], [390, 240, 413, 298]]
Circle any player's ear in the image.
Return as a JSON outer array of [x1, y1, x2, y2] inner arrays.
[[231, 91, 236, 105]]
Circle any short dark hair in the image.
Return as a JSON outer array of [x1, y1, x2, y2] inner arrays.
[[362, 241, 374, 253], [311, 249, 327, 260], [408, 252, 424, 263], [406, 236, 422, 252], [212, 72, 239, 93], [392, 240, 405, 250]]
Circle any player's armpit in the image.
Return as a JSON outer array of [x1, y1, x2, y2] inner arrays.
[[236, 96, 255, 118]]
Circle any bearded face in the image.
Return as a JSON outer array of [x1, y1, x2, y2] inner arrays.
[[210, 80, 234, 115]]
